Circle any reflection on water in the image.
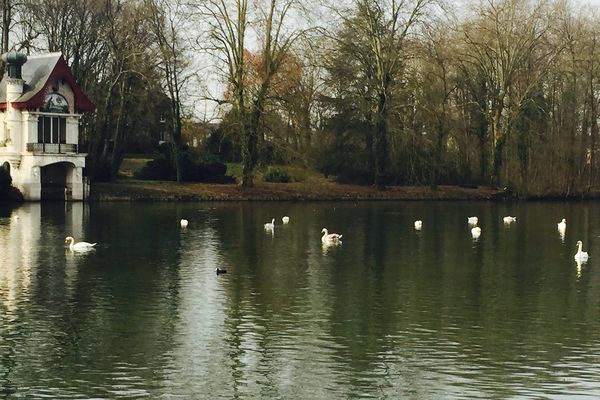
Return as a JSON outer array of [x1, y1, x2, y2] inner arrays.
[[1, 201, 600, 398]]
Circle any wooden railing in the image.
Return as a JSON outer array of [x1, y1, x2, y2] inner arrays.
[[26, 143, 79, 154]]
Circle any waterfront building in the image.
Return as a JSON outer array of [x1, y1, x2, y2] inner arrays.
[[0, 51, 94, 200]]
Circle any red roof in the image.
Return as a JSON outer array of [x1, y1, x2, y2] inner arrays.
[[0, 53, 94, 112]]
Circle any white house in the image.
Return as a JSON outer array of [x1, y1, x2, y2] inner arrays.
[[0, 51, 94, 200]]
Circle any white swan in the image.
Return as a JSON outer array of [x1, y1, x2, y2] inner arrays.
[[321, 228, 342, 243], [65, 236, 97, 252], [414, 220, 422, 230], [574, 240, 589, 262], [503, 216, 516, 224], [557, 218, 566, 232], [180, 219, 188, 228], [471, 226, 482, 239], [282, 216, 290, 224], [264, 218, 275, 230], [468, 216, 478, 225]]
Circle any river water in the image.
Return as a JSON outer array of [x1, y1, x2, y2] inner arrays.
[[0, 201, 599, 399]]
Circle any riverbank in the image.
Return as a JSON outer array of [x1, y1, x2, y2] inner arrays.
[[90, 180, 504, 201]]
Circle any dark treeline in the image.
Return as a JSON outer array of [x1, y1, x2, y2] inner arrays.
[[3, 0, 600, 196], [314, 0, 600, 196]]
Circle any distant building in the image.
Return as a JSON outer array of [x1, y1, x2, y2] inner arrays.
[[0, 51, 94, 200]]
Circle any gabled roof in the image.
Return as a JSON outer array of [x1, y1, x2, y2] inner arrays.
[[0, 52, 94, 112]]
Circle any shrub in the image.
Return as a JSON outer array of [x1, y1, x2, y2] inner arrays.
[[135, 149, 236, 184], [0, 165, 11, 191], [263, 166, 291, 183], [0, 166, 23, 202], [181, 157, 236, 183], [135, 156, 173, 180], [315, 129, 375, 185], [286, 166, 308, 183]]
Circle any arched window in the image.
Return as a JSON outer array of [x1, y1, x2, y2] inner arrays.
[[42, 92, 69, 113]]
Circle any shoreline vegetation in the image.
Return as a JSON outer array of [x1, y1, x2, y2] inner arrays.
[[90, 180, 504, 201], [87, 161, 600, 202], [5, 159, 600, 202], [93, 160, 508, 201], [89, 180, 600, 202]]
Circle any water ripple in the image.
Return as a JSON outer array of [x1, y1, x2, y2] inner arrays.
[[3, 202, 600, 398]]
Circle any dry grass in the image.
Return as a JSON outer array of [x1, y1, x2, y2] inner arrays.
[[103, 158, 501, 201], [118, 158, 154, 178], [91, 180, 501, 201]]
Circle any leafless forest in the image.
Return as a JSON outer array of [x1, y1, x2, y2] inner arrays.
[[3, 0, 600, 196]]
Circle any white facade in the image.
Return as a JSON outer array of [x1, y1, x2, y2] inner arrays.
[[0, 52, 92, 201]]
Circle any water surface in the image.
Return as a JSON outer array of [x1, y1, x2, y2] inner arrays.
[[1, 201, 599, 399]]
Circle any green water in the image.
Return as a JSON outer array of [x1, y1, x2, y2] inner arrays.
[[0, 201, 599, 399]]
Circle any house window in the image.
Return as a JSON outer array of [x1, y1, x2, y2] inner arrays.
[[37, 116, 66, 144]]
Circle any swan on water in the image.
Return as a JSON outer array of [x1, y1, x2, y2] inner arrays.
[[468, 216, 478, 225], [180, 219, 189, 228], [414, 220, 422, 230], [65, 236, 97, 252], [574, 240, 589, 262], [503, 216, 516, 224], [282, 216, 290, 224], [471, 226, 482, 239], [321, 228, 342, 243], [264, 219, 275, 230]]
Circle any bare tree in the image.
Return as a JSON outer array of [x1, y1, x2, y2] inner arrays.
[[331, 0, 433, 189], [145, 0, 192, 183], [458, 0, 560, 185], [418, 22, 457, 189], [1, 0, 11, 56], [197, 0, 304, 187]]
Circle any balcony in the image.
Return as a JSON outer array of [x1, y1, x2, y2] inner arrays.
[[27, 143, 80, 154]]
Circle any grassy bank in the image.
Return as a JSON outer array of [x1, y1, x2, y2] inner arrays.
[[91, 158, 502, 201], [90, 180, 503, 201]]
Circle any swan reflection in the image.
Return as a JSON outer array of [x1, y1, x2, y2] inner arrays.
[[558, 218, 566, 242], [322, 240, 342, 255]]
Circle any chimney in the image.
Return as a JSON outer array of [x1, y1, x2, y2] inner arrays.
[[2, 51, 27, 79], [1, 51, 27, 103], [2, 51, 27, 154]]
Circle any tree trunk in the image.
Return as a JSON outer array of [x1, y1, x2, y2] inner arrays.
[[588, 71, 597, 193], [0, 0, 11, 77], [431, 122, 444, 190], [479, 134, 487, 184], [90, 79, 118, 179], [373, 90, 389, 190], [110, 80, 129, 179], [242, 106, 261, 188], [171, 109, 182, 183]]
